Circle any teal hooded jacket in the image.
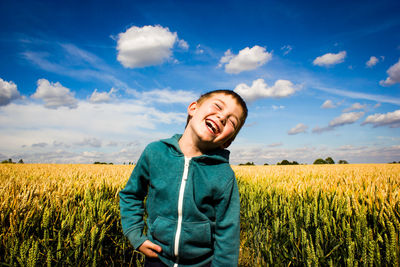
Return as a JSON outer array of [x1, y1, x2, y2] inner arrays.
[[119, 134, 240, 266]]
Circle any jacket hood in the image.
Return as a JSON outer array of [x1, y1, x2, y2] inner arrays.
[[160, 134, 230, 164]]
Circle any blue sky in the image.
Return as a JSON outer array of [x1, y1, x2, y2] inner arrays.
[[0, 0, 400, 164]]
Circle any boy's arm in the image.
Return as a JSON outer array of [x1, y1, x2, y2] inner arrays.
[[212, 177, 240, 266], [119, 149, 150, 250]]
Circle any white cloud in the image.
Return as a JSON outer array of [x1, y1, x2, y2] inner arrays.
[[107, 141, 119, 147], [313, 51, 346, 67], [366, 56, 379, 68], [314, 86, 400, 105], [195, 44, 204, 54], [1, 98, 186, 138], [272, 105, 285, 111], [280, 45, 292, 55], [32, 142, 48, 148], [53, 141, 65, 147], [380, 58, 400, 86], [362, 109, 400, 128], [219, 46, 272, 74], [234, 78, 298, 102], [321, 100, 335, 109], [61, 43, 102, 66], [313, 112, 364, 133], [129, 88, 197, 104], [329, 112, 364, 127], [116, 25, 178, 68], [178, 39, 189, 50], [219, 49, 233, 65], [0, 98, 187, 163], [89, 88, 116, 103], [267, 142, 283, 147], [312, 126, 333, 134], [31, 79, 78, 109], [75, 137, 102, 148], [0, 78, 21, 106], [288, 123, 308, 135], [343, 102, 366, 112], [141, 89, 195, 104]]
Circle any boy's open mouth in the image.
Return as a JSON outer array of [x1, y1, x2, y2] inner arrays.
[[205, 119, 220, 135]]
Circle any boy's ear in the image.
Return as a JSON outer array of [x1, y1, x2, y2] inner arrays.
[[187, 101, 198, 116]]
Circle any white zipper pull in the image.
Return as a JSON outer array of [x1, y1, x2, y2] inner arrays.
[[184, 159, 189, 180]]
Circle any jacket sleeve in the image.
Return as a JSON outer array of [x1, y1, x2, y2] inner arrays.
[[212, 176, 240, 266], [119, 147, 150, 249]]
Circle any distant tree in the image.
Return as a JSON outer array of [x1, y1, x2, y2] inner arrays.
[[325, 157, 335, 164], [18, 159, 24, 164], [338, 160, 349, 164], [264, 163, 269, 165], [239, 162, 255, 166], [277, 160, 299, 165], [313, 158, 327, 164]]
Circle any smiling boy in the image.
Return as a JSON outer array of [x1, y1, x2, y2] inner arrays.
[[119, 90, 248, 267]]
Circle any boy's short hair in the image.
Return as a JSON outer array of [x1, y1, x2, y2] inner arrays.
[[186, 89, 248, 148]]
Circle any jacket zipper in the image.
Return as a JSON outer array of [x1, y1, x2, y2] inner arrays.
[[174, 156, 191, 266]]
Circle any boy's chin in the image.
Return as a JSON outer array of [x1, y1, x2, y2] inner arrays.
[[195, 131, 231, 149], [221, 140, 231, 149], [202, 135, 232, 149], [204, 139, 230, 150]]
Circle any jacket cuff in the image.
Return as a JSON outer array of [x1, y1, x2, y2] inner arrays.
[[126, 229, 148, 250]]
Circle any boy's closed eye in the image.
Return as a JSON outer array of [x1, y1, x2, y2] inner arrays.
[[229, 118, 237, 129], [214, 103, 222, 110]]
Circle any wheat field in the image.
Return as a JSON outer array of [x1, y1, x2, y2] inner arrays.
[[1, 163, 399, 266]]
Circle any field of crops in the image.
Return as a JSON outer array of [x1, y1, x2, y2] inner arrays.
[[0, 163, 399, 266]]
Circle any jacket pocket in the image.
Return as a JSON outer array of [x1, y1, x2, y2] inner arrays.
[[150, 216, 176, 257], [179, 221, 213, 260]]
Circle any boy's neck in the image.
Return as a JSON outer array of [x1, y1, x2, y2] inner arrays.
[[178, 132, 206, 157]]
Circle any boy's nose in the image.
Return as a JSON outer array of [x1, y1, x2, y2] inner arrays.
[[217, 113, 226, 125]]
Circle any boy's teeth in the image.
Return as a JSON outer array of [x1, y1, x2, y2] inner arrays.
[[206, 120, 218, 134]]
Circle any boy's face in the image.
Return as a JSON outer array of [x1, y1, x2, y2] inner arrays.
[[187, 93, 244, 150]]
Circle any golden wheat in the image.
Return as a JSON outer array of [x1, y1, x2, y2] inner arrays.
[[233, 164, 400, 206], [1, 163, 399, 266]]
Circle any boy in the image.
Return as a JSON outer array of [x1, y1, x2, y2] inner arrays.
[[119, 90, 248, 267]]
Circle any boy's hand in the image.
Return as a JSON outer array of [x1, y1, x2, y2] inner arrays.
[[138, 240, 162, 258]]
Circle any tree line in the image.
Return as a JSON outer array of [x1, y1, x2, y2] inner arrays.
[[239, 157, 350, 166], [1, 158, 24, 164]]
